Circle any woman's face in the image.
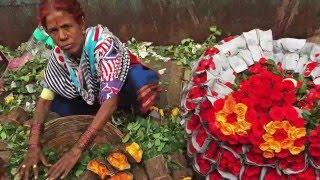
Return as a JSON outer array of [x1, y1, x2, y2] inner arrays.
[[45, 10, 85, 57]]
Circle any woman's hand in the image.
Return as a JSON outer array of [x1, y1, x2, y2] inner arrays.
[[46, 146, 82, 179], [17, 145, 51, 180]]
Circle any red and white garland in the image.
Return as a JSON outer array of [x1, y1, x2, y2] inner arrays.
[[181, 29, 320, 179]]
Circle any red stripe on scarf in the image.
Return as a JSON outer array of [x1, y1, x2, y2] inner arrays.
[[94, 27, 100, 41]]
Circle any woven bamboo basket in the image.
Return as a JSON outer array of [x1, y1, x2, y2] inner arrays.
[[40, 115, 124, 155]]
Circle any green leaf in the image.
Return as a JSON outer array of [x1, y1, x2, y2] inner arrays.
[[157, 143, 165, 152], [127, 123, 134, 131], [20, 75, 30, 82], [1, 131, 7, 140], [153, 133, 161, 139], [147, 142, 153, 149], [75, 169, 84, 177], [155, 139, 161, 146], [132, 123, 141, 131], [122, 133, 131, 143], [10, 167, 17, 175]]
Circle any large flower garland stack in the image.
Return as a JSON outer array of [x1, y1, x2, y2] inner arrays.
[[181, 29, 320, 179]]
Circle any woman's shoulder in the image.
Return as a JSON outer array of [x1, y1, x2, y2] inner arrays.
[[48, 46, 67, 66]]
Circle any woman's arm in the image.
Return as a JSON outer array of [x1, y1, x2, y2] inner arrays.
[[76, 95, 118, 150], [46, 96, 118, 179], [17, 95, 53, 180], [29, 97, 52, 146]]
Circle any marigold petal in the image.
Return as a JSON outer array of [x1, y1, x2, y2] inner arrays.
[[281, 121, 291, 131], [220, 123, 235, 135], [223, 95, 236, 113], [235, 103, 247, 121], [288, 146, 305, 155], [273, 121, 283, 129], [263, 150, 275, 158], [269, 141, 281, 153], [235, 121, 251, 131], [260, 142, 271, 151], [216, 112, 227, 123], [288, 128, 306, 139], [262, 134, 273, 141], [280, 139, 293, 149], [265, 123, 277, 134]]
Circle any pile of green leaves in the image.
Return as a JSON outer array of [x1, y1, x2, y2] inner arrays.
[[127, 26, 222, 67], [0, 122, 112, 179], [122, 115, 186, 160], [0, 44, 48, 114]]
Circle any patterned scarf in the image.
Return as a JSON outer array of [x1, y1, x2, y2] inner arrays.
[[62, 25, 130, 105]]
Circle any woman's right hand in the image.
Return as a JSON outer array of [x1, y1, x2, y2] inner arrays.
[[17, 145, 51, 180]]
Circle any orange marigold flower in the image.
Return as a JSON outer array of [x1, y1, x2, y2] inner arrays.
[[259, 121, 306, 158], [215, 95, 251, 136]]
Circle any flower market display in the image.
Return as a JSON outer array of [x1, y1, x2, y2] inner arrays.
[[181, 29, 320, 179]]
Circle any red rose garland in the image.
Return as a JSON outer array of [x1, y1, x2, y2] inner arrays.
[[182, 29, 320, 179]]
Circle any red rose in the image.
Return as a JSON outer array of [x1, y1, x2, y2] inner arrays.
[[206, 171, 222, 180], [195, 154, 212, 175], [200, 99, 213, 111], [304, 62, 319, 77], [213, 98, 225, 112], [187, 141, 196, 157], [187, 86, 207, 100], [223, 36, 235, 42], [282, 93, 296, 106], [264, 168, 287, 180], [225, 82, 233, 89], [242, 166, 262, 180], [309, 127, 320, 158], [290, 167, 317, 180], [278, 154, 306, 171], [281, 80, 295, 92], [185, 101, 197, 110], [249, 64, 264, 74], [269, 106, 285, 120], [218, 150, 241, 176], [193, 126, 210, 151], [199, 108, 215, 125], [246, 150, 265, 165], [193, 72, 207, 85], [277, 149, 290, 158], [204, 141, 220, 162], [259, 57, 268, 65], [196, 58, 216, 73], [277, 63, 285, 73], [186, 114, 200, 134], [211, 91, 218, 97], [260, 97, 273, 109], [270, 91, 282, 102], [204, 47, 219, 56]]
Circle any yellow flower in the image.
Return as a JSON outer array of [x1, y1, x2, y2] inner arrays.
[[125, 142, 143, 163], [151, 106, 164, 117], [215, 95, 251, 136], [181, 177, 192, 180], [260, 121, 306, 158], [159, 109, 164, 117], [171, 107, 180, 117], [5, 94, 14, 104]]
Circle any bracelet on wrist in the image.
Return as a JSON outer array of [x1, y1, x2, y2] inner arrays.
[[78, 127, 98, 150]]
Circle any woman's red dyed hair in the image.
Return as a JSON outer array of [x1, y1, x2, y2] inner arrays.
[[38, 0, 85, 28]]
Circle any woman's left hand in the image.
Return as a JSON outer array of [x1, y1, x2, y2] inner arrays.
[[46, 146, 82, 179]]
